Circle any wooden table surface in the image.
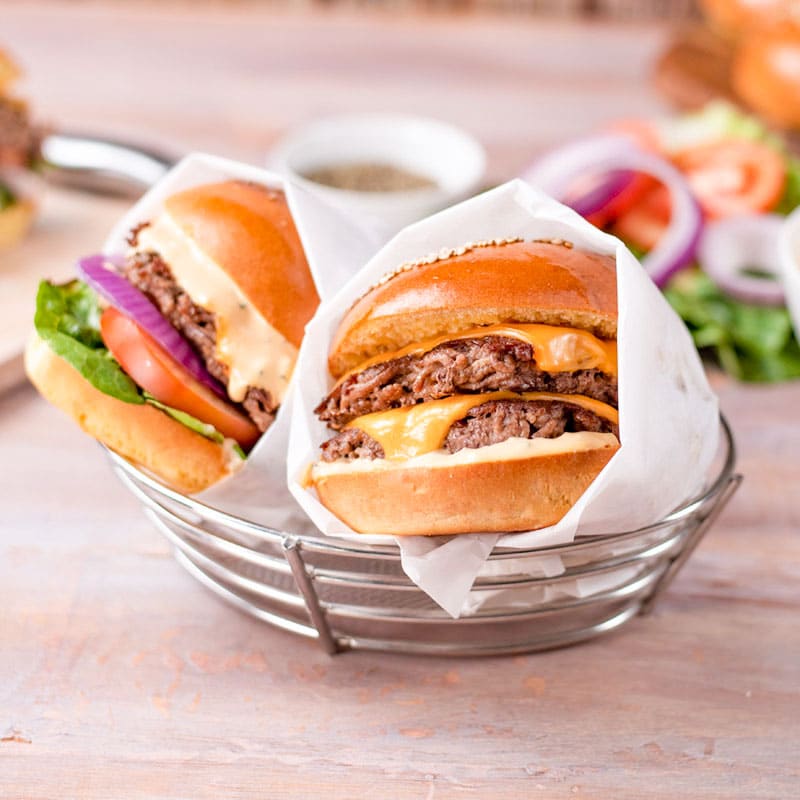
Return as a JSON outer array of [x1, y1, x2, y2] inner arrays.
[[2, 4, 799, 798]]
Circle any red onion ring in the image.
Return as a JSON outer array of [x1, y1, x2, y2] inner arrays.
[[698, 214, 785, 306], [76, 254, 228, 398], [523, 136, 704, 287], [565, 170, 634, 218]]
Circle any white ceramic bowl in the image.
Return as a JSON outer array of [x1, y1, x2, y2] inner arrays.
[[269, 113, 486, 234], [778, 206, 800, 340]]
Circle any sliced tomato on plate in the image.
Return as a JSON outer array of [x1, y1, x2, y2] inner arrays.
[[100, 307, 260, 448], [673, 139, 786, 219], [610, 182, 671, 251], [586, 173, 661, 229]]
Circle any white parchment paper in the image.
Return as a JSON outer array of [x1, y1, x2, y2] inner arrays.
[[287, 179, 720, 616], [102, 152, 386, 530]]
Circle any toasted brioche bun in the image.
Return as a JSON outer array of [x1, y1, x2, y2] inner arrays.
[[313, 437, 619, 536], [329, 240, 617, 377], [25, 334, 232, 493], [314, 240, 619, 536], [163, 181, 319, 349], [0, 198, 35, 250], [732, 22, 800, 129]]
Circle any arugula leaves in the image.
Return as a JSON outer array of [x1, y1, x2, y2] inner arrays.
[[34, 280, 244, 455], [664, 270, 800, 382]]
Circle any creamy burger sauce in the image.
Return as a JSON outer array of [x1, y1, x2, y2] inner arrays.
[[136, 213, 297, 404], [336, 323, 617, 384], [311, 431, 619, 478], [344, 391, 619, 460]]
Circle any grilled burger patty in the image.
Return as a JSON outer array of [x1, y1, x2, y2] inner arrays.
[[123, 248, 277, 432], [0, 97, 40, 168], [320, 398, 619, 462], [316, 336, 617, 431]]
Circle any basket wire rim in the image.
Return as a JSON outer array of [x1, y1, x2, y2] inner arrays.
[[145, 492, 688, 592]]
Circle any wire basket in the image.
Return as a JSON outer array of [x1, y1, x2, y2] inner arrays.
[[108, 416, 740, 656]]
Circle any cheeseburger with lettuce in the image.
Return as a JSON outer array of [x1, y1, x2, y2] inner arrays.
[[26, 180, 319, 492]]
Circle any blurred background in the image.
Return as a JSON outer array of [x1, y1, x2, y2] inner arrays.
[[4, 0, 700, 180]]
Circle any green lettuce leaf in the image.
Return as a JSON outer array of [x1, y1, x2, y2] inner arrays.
[[144, 393, 245, 459], [663, 101, 784, 152], [34, 280, 144, 404], [775, 155, 800, 216], [0, 182, 16, 211], [664, 270, 800, 382]]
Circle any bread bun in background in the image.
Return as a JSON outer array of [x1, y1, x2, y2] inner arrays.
[[732, 21, 800, 129], [312, 239, 621, 536], [699, 0, 793, 39], [655, 1, 800, 127]]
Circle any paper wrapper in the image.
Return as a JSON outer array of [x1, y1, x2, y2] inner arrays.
[[287, 179, 720, 617], [103, 153, 386, 531]]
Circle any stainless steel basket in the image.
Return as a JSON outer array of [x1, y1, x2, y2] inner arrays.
[[108, 416, 740, 657]]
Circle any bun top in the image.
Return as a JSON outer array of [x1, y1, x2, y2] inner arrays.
[[328, 239, 617, 378], [165, 181, 319, 349]]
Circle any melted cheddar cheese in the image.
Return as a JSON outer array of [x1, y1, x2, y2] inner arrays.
[[337, 323, 617, 384], [346, 391, 619, 460]]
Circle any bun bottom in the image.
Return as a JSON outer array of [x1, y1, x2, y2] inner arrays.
[[313, 444, 619, 536], [25, 334, 232, 493]]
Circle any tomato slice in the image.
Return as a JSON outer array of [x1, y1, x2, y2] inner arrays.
[[586, 173, 661, 229], [100, 307, 260, 449], [610, 182, 671, 251], [674, 140, 786, 219]]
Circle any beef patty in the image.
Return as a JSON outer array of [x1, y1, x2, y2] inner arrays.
[[316, 336, 617, 431], [123, 249, 277, 432], [0, 97, 40, 168], [320, 398, 619, 462]]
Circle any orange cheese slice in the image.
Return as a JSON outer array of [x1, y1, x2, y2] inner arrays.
[[346, 391, 619, 460], [336, 323, 617, 384]]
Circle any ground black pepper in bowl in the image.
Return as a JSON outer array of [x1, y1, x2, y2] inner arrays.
[[302, 162, 438, 192]]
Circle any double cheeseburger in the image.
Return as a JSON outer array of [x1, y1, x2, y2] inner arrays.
[[309, 239, 621, 536], [26, 180, 319, 492]]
